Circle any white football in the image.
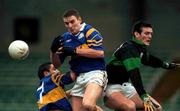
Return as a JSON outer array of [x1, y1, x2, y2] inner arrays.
[[8, 40, 29, 60]]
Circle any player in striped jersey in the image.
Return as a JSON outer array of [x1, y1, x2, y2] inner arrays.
[[104, 21, 177, 111], [50, 9, 107, 111], [36, 62, 76, 111]]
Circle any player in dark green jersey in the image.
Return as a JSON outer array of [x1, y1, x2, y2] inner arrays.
[[104, 21, 178, 111]]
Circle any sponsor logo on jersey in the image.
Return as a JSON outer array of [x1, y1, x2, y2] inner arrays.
[[78, 33, 84, 39]]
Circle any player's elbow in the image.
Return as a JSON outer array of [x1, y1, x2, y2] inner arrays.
[[97, 50, 104, 58], [50, 52, 61, 68]]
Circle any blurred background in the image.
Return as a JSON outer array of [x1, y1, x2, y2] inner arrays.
[[0, 0, 180, 111]]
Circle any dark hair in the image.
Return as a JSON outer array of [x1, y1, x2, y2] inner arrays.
[[132, 21, 152, 34], [38, 62, 51, 80], [63, 9, 81, 19]]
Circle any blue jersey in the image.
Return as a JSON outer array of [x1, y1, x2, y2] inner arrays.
[[36, 73, 72, 111], [52, 23, 106, 74]]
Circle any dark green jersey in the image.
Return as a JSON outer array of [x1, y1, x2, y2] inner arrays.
[[107, 38, 165, 96]]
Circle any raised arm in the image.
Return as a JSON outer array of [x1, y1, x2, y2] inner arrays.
[[50, 36, 67, 68]]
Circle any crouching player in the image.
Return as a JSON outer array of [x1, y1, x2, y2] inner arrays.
[[36, 62, 76, 111]]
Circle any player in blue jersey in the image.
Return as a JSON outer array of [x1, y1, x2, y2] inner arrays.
[[36, 62, 76, 111], [50, 9, 107, 111]]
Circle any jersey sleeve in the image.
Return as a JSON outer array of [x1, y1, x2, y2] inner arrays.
[[129, 68, 146, 96], [85, 28, 104, 50], [60, 72, 74, 85], [51, 72, 73, 86], [51, 73, 64, 86], [141, 53, 164, 68]]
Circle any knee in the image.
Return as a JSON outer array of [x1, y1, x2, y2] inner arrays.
[[82, 100, 96, 111], [127, 101, 136, 111], [121, 101, 136, 111]]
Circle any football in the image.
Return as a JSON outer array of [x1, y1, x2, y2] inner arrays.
[[8, 40, 29, 60]]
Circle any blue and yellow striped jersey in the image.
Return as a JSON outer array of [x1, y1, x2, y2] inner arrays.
[[36, 73, 72, 111], [52, 23, 106, 74]]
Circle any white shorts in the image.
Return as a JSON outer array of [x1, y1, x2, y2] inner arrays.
[[105, 83, 137, 98], [70, 70, 108, 97]]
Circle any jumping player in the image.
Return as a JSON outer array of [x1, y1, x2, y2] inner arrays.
[[50, 9, 107, 111], [104, 21, 178, 111]]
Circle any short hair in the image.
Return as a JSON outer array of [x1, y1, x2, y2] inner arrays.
[[38, 62, 51, 80], [63, 9, 81, 19], [132, 21, 152, 34]]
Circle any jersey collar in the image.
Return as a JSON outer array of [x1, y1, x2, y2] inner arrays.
[[70, 23, 86, 36], [132, 37, 145, 46], [80, 22, 86, 31]]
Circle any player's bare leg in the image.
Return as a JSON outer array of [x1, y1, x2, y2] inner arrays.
[[96, 105, 103, 111], [129, 93, 143, 109], [105, 92, 136, 111], [82, 83, 103, 111], [71, 96, 83, 111]]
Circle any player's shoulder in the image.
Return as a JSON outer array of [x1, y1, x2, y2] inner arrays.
[[84, 23, 93, 29], [127, 40, 138, 48], [116, 41, 136, 53], [120, 41, 133, 48], [84, 23, 99, 32], [84, 23, 102, 39], [53, 32, 70, 42]]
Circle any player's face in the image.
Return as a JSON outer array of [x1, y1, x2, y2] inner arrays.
[[49, 64, 57, 74], [136, 27, 153, 46], [63, 15, 82, 35]]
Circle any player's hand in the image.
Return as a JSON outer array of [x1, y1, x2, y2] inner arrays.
[[66, 90, 72, 98], [142, 94, 155, 111], [57, 46, 76, 56], [144, 102, 155, 111], [50, 36, 64, 53], [70, 71, 77, 81], [163, 62, 178, 69], [168, 63, 177, 69], [52, 69, 62, 75]]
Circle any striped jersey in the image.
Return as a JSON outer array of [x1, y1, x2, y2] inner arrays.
[[36, 73, 73, 111], [51, 23, 106, 75], [107, 37, 165, 96]]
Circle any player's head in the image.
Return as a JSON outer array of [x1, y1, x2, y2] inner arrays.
[[132, 21, 153, 46], [62, 9, 82, 35], [38, 62, 56, 80]]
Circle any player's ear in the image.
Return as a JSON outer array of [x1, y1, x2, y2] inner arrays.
[[44, 71, 50, 77], [134, 31, 140, 38], [78, 17, 82, 23]]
